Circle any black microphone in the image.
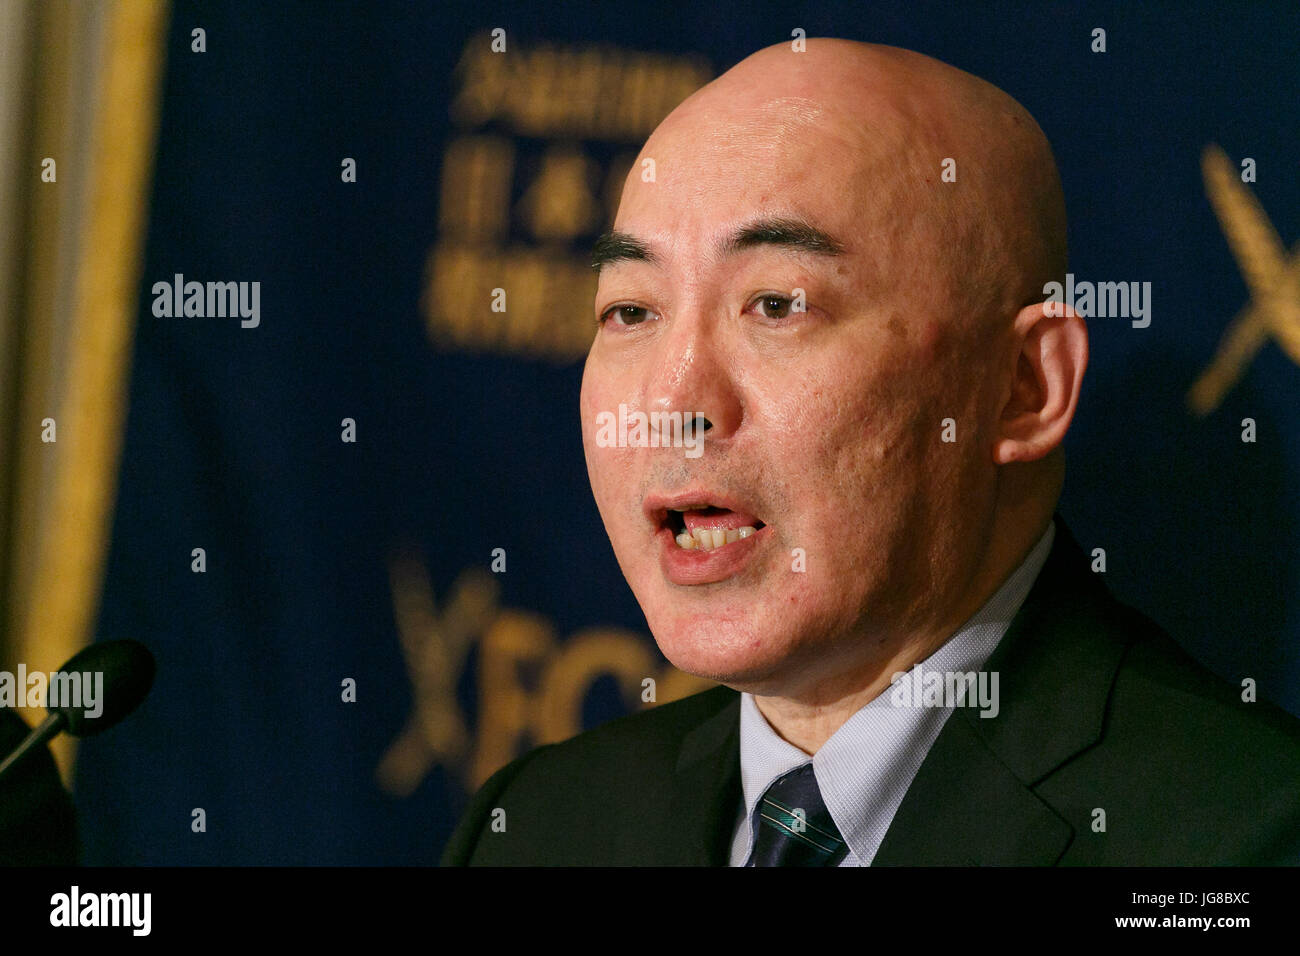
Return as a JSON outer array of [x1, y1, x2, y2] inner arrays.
[[0, 639, 155, 781]]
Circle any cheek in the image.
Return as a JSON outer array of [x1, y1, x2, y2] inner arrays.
[[579, 376, 626, 518], [578, 362, 604, 437], [767, 352, 947, 552], [770, 350, 931, 470], [583, 439, 631, 521]]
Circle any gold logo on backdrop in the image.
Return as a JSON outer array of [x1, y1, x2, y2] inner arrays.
[[421, 33, 712, 363], [1188, 145, 1300, 414], [376, 558, 714, 795], [518, 144, 603, 242]]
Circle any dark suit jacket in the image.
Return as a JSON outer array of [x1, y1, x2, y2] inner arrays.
[[0, 709, 79, 865], [442, 520, 1300, 865]]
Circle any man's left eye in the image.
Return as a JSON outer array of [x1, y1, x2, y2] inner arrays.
[[747, 294, 798, 320]]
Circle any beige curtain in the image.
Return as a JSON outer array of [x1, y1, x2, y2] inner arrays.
[[0, 0, 169, 784]]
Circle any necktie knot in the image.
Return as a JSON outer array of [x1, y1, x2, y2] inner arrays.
[[746, 763, 848, 866]]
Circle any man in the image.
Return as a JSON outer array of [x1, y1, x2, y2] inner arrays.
[[442, 39, 1300, 865]]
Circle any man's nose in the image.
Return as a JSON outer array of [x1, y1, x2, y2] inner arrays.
[[641, 309, 742, 443]]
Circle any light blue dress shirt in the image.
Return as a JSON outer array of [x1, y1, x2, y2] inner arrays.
[[729, 520, 1056, 866]]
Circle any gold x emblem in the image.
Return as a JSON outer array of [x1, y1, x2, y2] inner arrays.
[[375, 562, 500, 797], [1188, 145, 1300, 415]]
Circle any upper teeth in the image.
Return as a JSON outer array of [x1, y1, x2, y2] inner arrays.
[[675, 527, 756, 550]]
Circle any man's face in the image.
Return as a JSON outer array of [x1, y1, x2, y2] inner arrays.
[[580, 96, 1001, 699]]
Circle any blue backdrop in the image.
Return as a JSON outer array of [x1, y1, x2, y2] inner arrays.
[[74, 0, 1300, 864]]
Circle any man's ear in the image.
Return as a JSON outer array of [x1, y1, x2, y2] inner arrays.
[[992, 300, 1088, 464]]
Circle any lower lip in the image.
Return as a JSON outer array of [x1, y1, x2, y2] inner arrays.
[[656, 524, 772, 586]]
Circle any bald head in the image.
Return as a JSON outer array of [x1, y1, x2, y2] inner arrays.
[[626, 39, 1067, 331]]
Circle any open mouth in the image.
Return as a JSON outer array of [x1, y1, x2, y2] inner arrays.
[[662, 505, 767, 551]]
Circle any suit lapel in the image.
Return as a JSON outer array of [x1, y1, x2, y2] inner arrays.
[[873, 517, 1131, 865], [659, 692, 742, 865], [871, 712, 1074, 864]]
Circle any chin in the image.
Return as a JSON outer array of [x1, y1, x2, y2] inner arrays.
[[646, 607, 796, 688]]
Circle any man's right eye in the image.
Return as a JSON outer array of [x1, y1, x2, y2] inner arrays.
[[599, 305, 657, 327]]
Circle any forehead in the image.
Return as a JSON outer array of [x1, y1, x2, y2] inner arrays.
[[613, 97, 890, 245]]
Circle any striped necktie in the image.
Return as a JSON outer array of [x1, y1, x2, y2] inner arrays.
[[746, 763, 848, 866]]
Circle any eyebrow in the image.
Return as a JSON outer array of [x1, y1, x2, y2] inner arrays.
[[591, 216, 846, 273]]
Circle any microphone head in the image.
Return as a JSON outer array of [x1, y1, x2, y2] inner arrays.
[[49, 639, 155, 737]]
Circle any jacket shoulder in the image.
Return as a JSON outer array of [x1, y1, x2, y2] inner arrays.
[[1115, 604, 1300, 748], [440, 684, 738, 865], [1045, 601, 1300, 863]]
